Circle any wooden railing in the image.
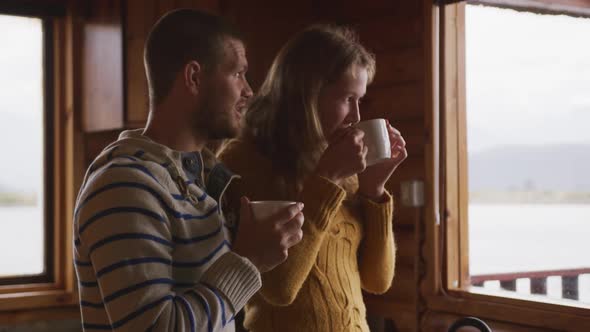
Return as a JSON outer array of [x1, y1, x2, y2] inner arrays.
[[471, 268, 590, 300]]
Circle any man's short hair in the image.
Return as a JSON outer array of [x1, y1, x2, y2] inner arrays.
[[144, 9, 242, 107]]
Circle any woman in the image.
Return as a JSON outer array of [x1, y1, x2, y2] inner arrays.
[[219, 25, 407, 332]]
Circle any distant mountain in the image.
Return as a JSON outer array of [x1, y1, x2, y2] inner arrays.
[[469, 144, 590, 192]]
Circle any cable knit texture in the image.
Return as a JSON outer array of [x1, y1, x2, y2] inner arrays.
[[219, 139, 396, 332]]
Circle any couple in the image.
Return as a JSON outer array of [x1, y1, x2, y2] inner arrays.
[[73, 8, 407, 332]]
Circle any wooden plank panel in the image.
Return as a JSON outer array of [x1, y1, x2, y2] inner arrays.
[[84, 130, 121, 167], [0, 305, 79, 325], [125, 0, 158, 126], [358, 17, 423, 52], [224, 1, 315, 90], [238, 19, 309, 90], [226, 0, 315, 18], [182, 0, 219, 12], [391, 207, 419, 231], [364, 297, 416, 331], [382, 265, 416, 303], [395, 227, 417, 268], [317, 0, 422, 21], [82, 0, 124, 132], [390, 119, 428, 157], [391, 214, 416, 229], [363, 83, 425, 120], [387, 154, 425, 182], [426, 292, 590, 331], [372, 48, 424, 87], [385, 153, 426, 228], [422, 310, 557, 332]]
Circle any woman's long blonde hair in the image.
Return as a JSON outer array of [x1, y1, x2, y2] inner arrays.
[[244, 25, 375, 194]]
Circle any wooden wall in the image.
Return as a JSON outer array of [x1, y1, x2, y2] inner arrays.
[[80, 0, 428, 331], [81, 0, 558, 331], [3, 0, 583, 330]]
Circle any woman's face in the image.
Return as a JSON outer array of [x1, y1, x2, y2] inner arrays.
[[317, 64, 368, 139]]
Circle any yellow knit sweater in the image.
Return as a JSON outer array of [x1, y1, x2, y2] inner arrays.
[[219, 139, 396, 332]]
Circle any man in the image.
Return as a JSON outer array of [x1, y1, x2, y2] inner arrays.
[[73, 9, 304, 331]]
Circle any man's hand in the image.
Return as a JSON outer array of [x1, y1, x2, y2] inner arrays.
[[233, 197, 304, 272]]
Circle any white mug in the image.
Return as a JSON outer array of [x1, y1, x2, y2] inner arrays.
[[249, 201, 297, 222], [355, 118, 391, 166]]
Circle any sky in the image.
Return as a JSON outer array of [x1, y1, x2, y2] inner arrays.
[[0, 14, 43, 192], [1, 7, 590, 191], [466, 5, 590, 152]]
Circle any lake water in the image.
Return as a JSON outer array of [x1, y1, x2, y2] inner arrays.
[[470, 203, 590, 303], [0, 206, 44, 276]]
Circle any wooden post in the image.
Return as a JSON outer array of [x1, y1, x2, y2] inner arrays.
[[530, 277, 547, 295], [500, 279, 516, 291], [562, 275, 579, 300]]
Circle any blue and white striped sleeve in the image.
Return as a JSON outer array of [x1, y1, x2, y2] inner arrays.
[[75, 165, 261, 331]]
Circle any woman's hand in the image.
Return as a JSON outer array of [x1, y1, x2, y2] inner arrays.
[[357, 121, 407, 200], [315, 127, 368, 186]]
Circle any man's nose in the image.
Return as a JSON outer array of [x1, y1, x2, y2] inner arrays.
[[242, 79, 254, 98]]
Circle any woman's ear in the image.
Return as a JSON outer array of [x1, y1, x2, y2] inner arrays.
[[184, 60, 201, 94]]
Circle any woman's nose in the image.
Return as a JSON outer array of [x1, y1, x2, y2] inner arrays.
[[348, 102, 361, 125]]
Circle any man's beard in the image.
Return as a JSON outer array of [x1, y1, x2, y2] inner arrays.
[[193, 97, 240, 141]]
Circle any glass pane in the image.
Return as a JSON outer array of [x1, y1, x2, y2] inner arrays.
[[0, 15, 44, 277], [466, 5, 590, 304]]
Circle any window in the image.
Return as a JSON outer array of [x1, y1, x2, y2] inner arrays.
[[465, 4, 590, 304], [0, 14, 52, 284], [432, 0, 590, 329], [0, 2, 77, 315]]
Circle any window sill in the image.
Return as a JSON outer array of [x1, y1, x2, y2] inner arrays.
[[425, 289, 590, 330], [0, 303, 79, 325], [0, 289, 77, 312]]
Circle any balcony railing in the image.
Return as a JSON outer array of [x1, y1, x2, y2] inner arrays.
[[471, 268, 590, 300]]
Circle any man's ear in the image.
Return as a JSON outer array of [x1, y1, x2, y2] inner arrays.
[[184, 61, 202, 94]]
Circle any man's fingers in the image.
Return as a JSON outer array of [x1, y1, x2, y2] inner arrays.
[[276, 202, 304, 225], [284, 230, 304, 248], [282, 212, 304, 233]]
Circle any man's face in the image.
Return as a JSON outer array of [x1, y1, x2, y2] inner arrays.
[[194, 37, 253, 140]]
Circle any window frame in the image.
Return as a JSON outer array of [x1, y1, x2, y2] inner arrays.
[[0, 16, 55, 287], [0, 2, 79, 316], [423, 1, 590, 330]]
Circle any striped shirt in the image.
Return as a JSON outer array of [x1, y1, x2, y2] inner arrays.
[[73, 129, 261, 331]]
